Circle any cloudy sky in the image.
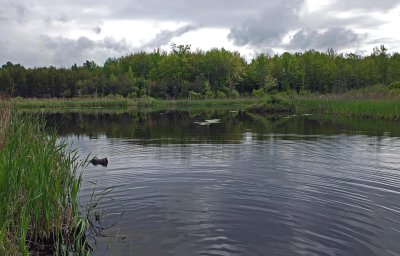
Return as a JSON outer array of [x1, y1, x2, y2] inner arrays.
[[1, 0, 400, 67]]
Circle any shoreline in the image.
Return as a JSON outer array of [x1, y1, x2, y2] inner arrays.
[[6, 95, 400, 120]]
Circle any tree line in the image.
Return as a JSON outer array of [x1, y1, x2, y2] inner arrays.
[[1, 44, 399, 99]]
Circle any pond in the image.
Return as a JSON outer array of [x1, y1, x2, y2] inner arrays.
[[45, 109, 400, 255]]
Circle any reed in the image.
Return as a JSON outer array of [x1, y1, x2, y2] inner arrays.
[[12, 97, 258, 110], [0, 110, 90, 255], [12, 97, 128, 108], [0, 106, 11, 150], [134, 97, 258, 110], [294, 97, 400, 120]]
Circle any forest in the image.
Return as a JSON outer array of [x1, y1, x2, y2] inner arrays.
[[1, 44, 399, 99]]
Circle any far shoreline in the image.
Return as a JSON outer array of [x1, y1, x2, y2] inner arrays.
[[4, 87, 400, 120]]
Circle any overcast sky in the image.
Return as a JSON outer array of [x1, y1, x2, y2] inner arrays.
[[1, 0, 400, 67]]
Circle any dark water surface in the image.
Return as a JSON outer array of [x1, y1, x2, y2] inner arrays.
[[46, 110, 400, 255]]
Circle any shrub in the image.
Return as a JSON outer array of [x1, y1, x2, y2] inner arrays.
[[205, 90, 213, 99], [228, 89, 240, 98], [389, 81, 400, 90], [247, 95, 292, 113], [215, 91, 227, 99], [252, 88, 266, 98], [188, 90, 202, 100], [128, 92, 137, 99]]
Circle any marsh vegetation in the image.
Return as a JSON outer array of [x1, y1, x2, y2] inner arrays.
[[0, 106, 90, 255]]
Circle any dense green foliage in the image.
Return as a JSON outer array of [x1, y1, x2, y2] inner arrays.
[[1, 45, 400, 99], [0, 110, 89, 255]]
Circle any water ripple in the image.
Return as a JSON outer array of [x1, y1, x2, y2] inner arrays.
[[65, 134, 400, 256]]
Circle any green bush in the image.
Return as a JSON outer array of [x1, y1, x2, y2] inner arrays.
[[205, 90, 213, 99], [389, 82, 400, 90], [298, 90, 314, 96], [252, 88, 266, 98], [128, 92, 137, 99], [215, 91, 227, 99], [263, 95, 290, 106], [188, 90, 202, 100], [228, 89, 240, 98], [247, 95, 292, 113]]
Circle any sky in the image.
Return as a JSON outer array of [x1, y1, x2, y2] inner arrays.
[[1, 0, 400, 67]]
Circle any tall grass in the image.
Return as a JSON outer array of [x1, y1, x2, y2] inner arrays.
[[134, 97, 258, 109], [293, 85, 400, 119], [0, 110, 90, 255], [0, 107, 11, 150], [12, 97, 258, 110], [12, 97, 128, 108], [10, 85, 400, 120], [294, 97, 400, 119]]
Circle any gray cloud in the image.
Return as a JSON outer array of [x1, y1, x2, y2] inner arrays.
[[302, 12, 384, 30], [0, 0, 34, 24], [367, 37, 400, 47], [44, 36, 93, 51], [226, 0, 387, 50], [102, 37, 129, 52], [13, 2, 29, 17], [46, 0, 399, 25], [57, 14, 70, 23], [41, 36, 130, 66], [228, 0, 304, 47], [94, 25, 102, 34], [330, 0, 400, 11], [287, 27, 361, 50], [45, 13, 71, 25], [0, 36, 50, 67], [0, 10, 6, 22], [38, 0, 269, 27], [141, 24, 198, 50], [1, 0, 399, 66]]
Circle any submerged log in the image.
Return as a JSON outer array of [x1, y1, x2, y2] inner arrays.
[[90, 157, 108, 167]]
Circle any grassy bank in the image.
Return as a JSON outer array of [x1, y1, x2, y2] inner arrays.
[[294, 97, 400, 119], [0, 107, 89, 255], [293, 85, 400, 120], [9, 97, 258, 110], [137, 98, 258, 109], [8, 85, 400, 120], [10, 97, 129, 108]]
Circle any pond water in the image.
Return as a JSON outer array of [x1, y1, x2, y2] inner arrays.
[[45, 110, 400, 256]]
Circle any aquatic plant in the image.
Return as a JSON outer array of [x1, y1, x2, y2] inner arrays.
[[0, 110, 90, 255]]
